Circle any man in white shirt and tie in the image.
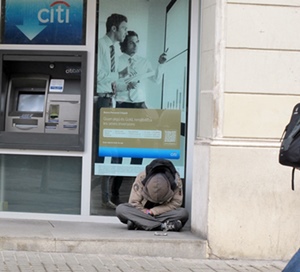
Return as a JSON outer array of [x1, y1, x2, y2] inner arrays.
[[110, 30, 168, 206], [115, 30, 167, 109], [94, 14, 129, 209], [97, 14, 129, 100]]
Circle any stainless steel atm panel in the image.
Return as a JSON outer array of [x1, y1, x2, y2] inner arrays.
[[5, 74, 49, 133], [0, 50, 87, 151], [45, 81, 81, 135]]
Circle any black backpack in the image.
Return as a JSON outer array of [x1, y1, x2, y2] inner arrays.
[[279, 103, 300, 190]]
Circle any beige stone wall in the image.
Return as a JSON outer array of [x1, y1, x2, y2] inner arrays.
[[193, 0, 300, 259], [224, 1, 300, 139], [209, 145, 300, 259]]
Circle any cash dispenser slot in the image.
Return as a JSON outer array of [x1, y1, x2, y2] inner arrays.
[[13, 118, 38, 130]]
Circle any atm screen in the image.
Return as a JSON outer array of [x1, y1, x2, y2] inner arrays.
[[17, 93, 45, 112]]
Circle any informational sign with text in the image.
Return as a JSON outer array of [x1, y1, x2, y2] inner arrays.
[[99, 108, 181, 159]]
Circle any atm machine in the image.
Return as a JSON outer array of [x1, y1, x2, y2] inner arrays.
[[0, 50, 87, 151]]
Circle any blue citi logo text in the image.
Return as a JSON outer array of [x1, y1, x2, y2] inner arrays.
[[38, 1, 70, 24]]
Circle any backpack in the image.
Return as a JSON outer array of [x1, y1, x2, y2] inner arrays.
[[142, 159, 178, 191], [279, 103, 300, 190]]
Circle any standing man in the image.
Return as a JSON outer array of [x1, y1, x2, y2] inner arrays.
[[110, 30, 168, 206], [97, 13, 129, 103], [94, 14, 128, 208], [115, 30, 167, 109]]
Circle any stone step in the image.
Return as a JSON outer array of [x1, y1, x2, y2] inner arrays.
[[0, 218, 207, 259]]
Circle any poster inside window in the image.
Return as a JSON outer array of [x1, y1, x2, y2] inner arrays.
[[92, 0, 190, 213]]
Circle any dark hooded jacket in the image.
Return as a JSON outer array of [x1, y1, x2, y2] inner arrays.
[[128, 159, 183, 216]]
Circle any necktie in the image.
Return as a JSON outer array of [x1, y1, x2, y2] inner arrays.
[[110, 45, 115, 72], [128, 57, 137, 101]]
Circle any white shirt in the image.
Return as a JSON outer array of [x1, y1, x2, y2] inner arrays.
[[97, 35, 120, 94], [115, 54, 164, 103]]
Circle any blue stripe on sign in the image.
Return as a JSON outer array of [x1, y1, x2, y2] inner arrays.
[[99, 147, 180, 159]]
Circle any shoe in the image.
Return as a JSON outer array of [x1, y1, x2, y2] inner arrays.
[[102, 200, 117, 209], [161, 220, 182, 232], [127, 220, 136, 230], [110, 196, 122, 206]]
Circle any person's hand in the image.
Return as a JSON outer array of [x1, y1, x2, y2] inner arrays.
[[144, 209, 153, 215], [158, 51, 168, 64], [128, 66, 137, 77], [127, 81, 139, 91]]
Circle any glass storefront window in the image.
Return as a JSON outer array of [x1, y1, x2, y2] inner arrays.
[[91, 0, 190, 215], [0, 155, 82, 214]]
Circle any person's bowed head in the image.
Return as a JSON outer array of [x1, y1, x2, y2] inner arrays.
[[142, 173, 174, 205]]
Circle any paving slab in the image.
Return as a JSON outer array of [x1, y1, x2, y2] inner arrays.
[[0, 251, 289, 272]]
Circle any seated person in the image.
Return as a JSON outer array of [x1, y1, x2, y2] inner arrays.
[[116, 159, 189, 231]]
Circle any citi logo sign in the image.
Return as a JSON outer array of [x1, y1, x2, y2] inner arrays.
[[38, 1, 71, 24], [13, 0, 82, 41]]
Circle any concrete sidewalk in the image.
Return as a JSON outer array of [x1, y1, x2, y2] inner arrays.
[[0, 218, 289, 271], [0, 251, 288, 272]]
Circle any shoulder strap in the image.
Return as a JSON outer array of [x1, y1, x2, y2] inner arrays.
[[292, 167, 296, 190]]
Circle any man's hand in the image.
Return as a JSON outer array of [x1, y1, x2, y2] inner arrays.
[[127, 81, 139, 91], [128, 66, 137, 77], [158, 48, 168, 64], [144, 209, 153, 215]]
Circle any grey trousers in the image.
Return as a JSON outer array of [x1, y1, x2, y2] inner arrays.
[[116, 203, 189, 231]]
